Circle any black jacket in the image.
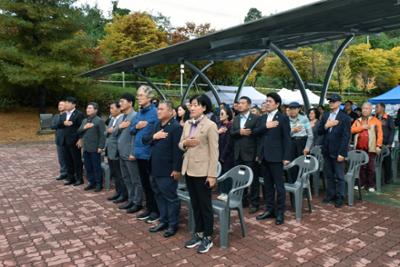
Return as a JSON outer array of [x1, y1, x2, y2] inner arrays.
[[318, 110, 351, 158], [77, 116, 106, 153], [231, 112, 259, 162], [253, 111, 291, 163], [57, 109, 85, 146], [144, 119, 183, 177], [377, 113, 395, 146]]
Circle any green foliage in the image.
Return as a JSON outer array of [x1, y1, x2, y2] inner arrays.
[[244, 8, 262, 23]]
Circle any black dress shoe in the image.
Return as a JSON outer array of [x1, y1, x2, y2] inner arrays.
[[94, 186, 103, 192], [149, 223, 168, 233], [84, 184, 96, 191], [275, 213, 284, 225], [322, 196, 336, 204], [249, 206, 259, 214], [64, 180, 75, 186], [119, 202, 134, 210], [335, 198, 344, 208], [256, 210, 275, 221], [107, 194, 120, 201], [163, 228, 178, 238], [73, 180, 83, 186], [114, 197, 127, 204], [126, 205, 143, 214]]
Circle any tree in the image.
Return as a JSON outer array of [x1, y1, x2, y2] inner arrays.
[[79, 4, 108, 46], [244, 8, 262, 23], [99, 12, 168, 62], [112, 0, 130, 17], [0, 0, 95, 112], [170, 22, 215, 44]]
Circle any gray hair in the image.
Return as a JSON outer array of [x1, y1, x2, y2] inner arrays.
[[137, 85, 155, 100], [362, 102, 372, 109], [159, 100, 174, 110]]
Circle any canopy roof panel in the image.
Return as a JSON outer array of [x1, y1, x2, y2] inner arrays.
[[82, 0, 400, 78]]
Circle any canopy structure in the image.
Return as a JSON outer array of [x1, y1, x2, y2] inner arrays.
[[81, 0, 400, 111], [204, 85, 266, 106], [369, 85, 400, 104], [278, 88, 328, 105]]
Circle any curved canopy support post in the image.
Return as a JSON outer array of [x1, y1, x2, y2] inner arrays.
[[270, 42, 310, 112], [181, 61, 214, 105], [234, 50, 269, 103], [133, 69, 167, 101], [183, 60, 222, 106], [320, 35, 354, 105]]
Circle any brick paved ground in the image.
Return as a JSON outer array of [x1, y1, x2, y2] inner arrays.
[[0, 143, 399, 267]]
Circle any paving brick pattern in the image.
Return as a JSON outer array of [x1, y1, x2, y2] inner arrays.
[[0, 143, 399, 266]]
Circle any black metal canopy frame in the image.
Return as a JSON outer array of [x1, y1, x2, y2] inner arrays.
[[80, 0, 400, 110]]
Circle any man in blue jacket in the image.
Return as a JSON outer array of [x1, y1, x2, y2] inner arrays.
[[318, 93, 351, 208], [144, 101, 183, 237], [129, 85, 159, 222]]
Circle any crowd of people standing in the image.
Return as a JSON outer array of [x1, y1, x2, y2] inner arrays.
[[51, 85, 398, 253]]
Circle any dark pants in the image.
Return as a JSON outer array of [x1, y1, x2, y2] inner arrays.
[[151, 176, 180, 229], [324, 155, 345, 199], [289, 137, 307, 182], [263, 160, 286, 214], [137, 159, 159, 214], [83, 151, 102, 186], [360, 152, 376, 188], [383, 148, 392, 183], [120, 159, 142, 205], [235, 159, 259, 208], [56, 145, 68, 177], [63, 144, 83, 183], [185, 175, 213, 237], [109, 158, 126, 197]]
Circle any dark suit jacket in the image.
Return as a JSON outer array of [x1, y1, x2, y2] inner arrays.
[[57, 109, 85, 146], [144, 118, 183, 177], [51, 113, 65, 146], [253, 111, 291, 163], [231, 112, 259, 162], [318, 110, 351, 159]]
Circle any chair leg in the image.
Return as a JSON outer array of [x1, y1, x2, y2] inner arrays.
[[347, 177, 354, 206], [376, 169, 382, 193], [219, 211, 229, 248], [237, 207, 247, 237], [305, 188, 312, 213], [294, 190, 303, 222]]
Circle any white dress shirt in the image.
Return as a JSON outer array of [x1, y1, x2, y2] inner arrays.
[[66, 108, 75, 121], [267, 109, 278, 122], [240, 111, 250, 129]]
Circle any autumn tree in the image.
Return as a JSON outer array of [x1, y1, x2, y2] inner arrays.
[[99, 12, 168, 62]]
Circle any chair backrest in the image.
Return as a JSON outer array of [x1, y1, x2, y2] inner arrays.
[[375, 145, 390, 166], [288, 155, 319, 185], [219, 165, 253, 208], [39, 114, 53, 130], [310, 145, 323, 171], [216, 161, 222, 178], [347, 150, 369, 177]]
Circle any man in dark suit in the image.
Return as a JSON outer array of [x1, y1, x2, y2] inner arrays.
[[51, 100, 67, 180], [254, 92, 291, 225], [57, 97, 85, 186], [318, 93, 351, 208], [231, 96, 260, 213], [144, 101, 183, 238]]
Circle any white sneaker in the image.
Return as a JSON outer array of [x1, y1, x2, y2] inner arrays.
[[368, 188, 376, 193], [217, 193, 228, 202], [354, 186, 359, 190]]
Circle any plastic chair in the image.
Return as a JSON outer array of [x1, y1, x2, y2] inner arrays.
[[344, 150, 369, 206], [283, 155, 318, 222], [310, 145, 326, 197], [212, 165, 253, 248], [178, 162, 221, 233], [38, 114, 54, 134], [391, 146, 400, 183], [101, 161, 111, 190], [375, 145, 390, 193]]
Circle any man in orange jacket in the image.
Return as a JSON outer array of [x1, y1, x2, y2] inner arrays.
[[351, 102, 383, 192]]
